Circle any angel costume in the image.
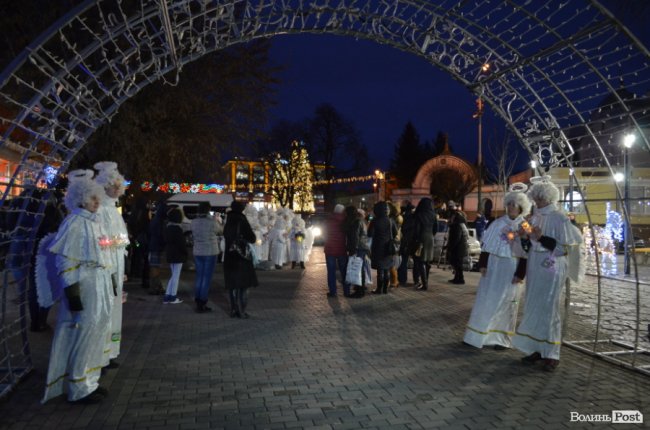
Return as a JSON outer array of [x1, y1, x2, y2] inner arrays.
[[512, 203, 583, 360], [40, 208, 113, 403], [267, 218, 288, 268], [463, 214, 526, 348], [289, 217, 307, 267], [96, 196, 129, 364]]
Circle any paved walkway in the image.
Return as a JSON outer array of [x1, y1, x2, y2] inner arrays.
[[1, 248, 649, 429]]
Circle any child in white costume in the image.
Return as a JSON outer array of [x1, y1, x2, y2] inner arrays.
[[463, 184, 530, 349], [289, 215, 307, 269], [94, 161, 129, 369], [39, 170, 113, 404], [267, 218, 288, 269]]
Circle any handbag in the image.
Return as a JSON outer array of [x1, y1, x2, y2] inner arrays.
[[345, 255, 363, 286], [228, 221, 252, 261]]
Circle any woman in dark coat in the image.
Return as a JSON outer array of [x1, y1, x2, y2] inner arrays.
[[367, 201, 397, 295], [446, 202, 469, 284], [411, 198, 437, 291], [344, 206, 370, 298], [163, 207, 187, 304], [223, 201, 258, 318]]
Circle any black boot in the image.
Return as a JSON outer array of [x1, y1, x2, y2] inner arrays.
[[382, 275, 388, 294], [300, 262, 305, 269], [291, 261, 296, 269]]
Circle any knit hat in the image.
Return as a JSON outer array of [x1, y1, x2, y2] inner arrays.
[[334, 204, 345, 214]]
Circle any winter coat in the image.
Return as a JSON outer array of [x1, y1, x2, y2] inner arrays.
[[191, 215, 222, 256], [447, 210, 469, 266], [223, 211, 258, 290], [148, 203, 167, 253], [164, 223, 187, 264], [367, 202, 397, 270], [345, 217, 370, 255], [323, 212, 347, 257], [412, 198, 437, 262]]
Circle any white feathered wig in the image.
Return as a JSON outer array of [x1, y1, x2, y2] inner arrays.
[[64, 169, 104, 211], [503, 183, 532, 217], [94, 161, 126, 195], [527, 176, 560, 206]]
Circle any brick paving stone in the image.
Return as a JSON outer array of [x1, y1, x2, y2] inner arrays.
[[1, 248, 649, 429]]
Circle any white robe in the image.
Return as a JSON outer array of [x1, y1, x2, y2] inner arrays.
[[289, 226, 307, 262], [512, 204, 582, 360], [463, 215, 524, 348], [97, 198, 129, 363], [267, 228, 287, 266], [42, 208, 113, 403]]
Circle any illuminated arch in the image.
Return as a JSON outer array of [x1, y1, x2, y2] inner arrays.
[[2, 0, 650, 392]]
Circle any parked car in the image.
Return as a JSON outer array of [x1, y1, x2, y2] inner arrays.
[[433, 219, 482, 262], [165, 193, 232, 270]]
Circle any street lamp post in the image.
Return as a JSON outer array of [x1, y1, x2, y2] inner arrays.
[[473, 96, 484, 214], [623, 133, 636, 275]]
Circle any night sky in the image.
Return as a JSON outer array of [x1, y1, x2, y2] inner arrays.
[[267, 33, 506, 172], [266, 2, 650, 176]]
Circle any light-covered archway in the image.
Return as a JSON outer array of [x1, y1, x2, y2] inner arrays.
[[2, 0, 650, 395]]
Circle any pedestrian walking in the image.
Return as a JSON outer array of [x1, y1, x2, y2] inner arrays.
[[163, 207, 186, 304], [223, 201, 258, 318], [463, 185, 530, 349], [191, 201, 222, 313]]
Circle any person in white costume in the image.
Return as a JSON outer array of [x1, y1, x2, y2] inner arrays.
[[463, 184, 531, 350], [94, 161, 129, 369], [39, 170, 114, 404], [289, 215, 307, 269], [512, 176, 584, 372], [267, 218, 288, 269]]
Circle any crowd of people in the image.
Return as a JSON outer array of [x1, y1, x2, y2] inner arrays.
[[7, 168, 584, 405], [321, 177, 583, 373]]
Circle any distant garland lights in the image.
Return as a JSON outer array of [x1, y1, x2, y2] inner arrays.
[[129, 174, 376, 194], [153, 183, 227, 194]]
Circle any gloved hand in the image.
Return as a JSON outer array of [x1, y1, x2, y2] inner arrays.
[[111, 274, 119, 297], [64, 283, 83, 311]]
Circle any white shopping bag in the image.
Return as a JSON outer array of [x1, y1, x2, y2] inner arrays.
[[345, 255, 363, 286]]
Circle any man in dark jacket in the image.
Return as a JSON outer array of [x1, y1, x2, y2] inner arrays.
[[324, 204, 349, 297], [398, 201, 415, 286], [446, 201, 469, 284]]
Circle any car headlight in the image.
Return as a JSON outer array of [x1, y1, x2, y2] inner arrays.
[[312, 226, 322, 237]]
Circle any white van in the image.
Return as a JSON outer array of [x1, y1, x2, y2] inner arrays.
[[166, 193, 233, 232], [165, 193, 233, 271]]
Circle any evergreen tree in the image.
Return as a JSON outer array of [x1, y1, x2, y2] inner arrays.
[[432, 131, 449, 156], [390, 121, 423, 188]]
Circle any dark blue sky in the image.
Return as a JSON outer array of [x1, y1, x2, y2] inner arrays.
[[267, 34, 506, 172], [265, 3, 650, 176]]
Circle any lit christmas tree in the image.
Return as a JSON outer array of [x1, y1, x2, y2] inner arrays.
[[290, 140, 315, 212], [270, 140, 315, 212]]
